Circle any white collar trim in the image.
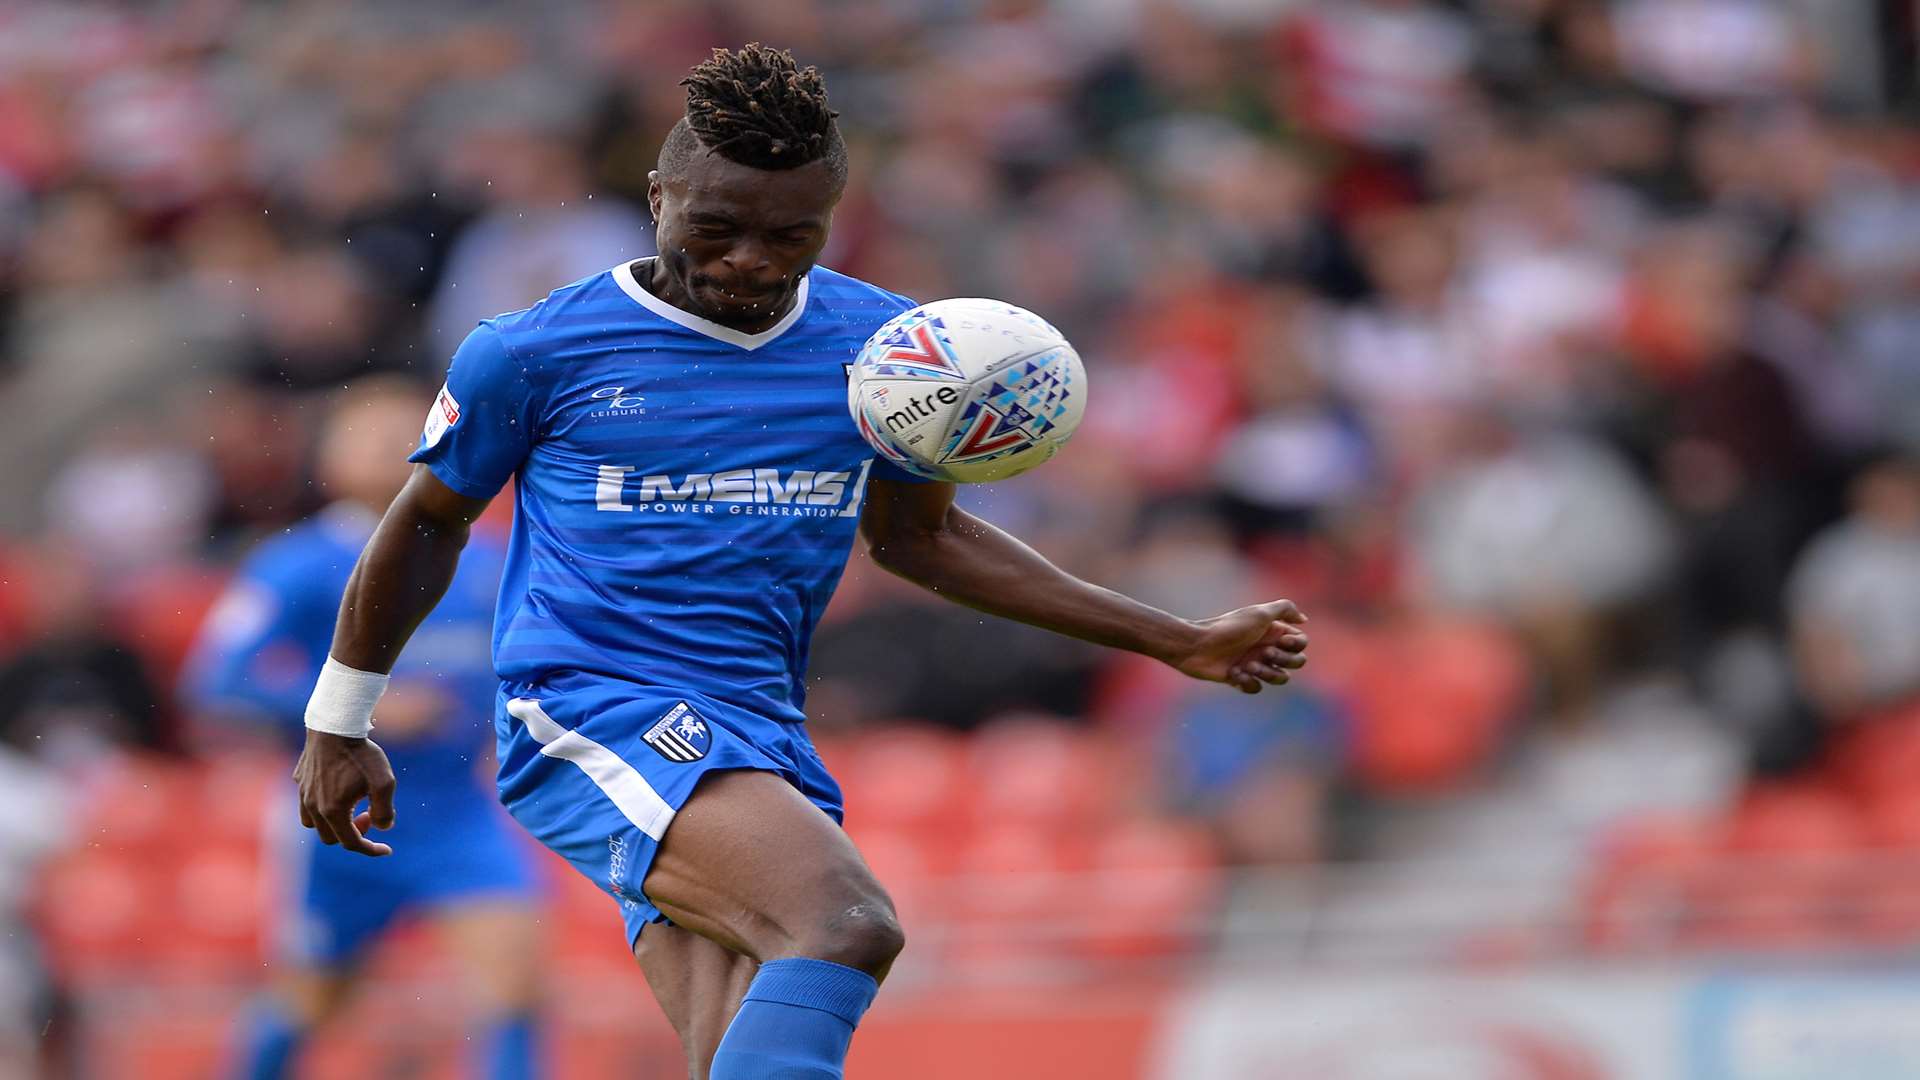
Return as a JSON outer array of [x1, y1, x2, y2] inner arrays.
[[612, 259, 810, 351]]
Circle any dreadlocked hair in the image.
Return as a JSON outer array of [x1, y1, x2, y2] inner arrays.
[[681, 44, 839, 170]]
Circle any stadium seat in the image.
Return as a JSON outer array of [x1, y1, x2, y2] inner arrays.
[[1581, 813, 1721, 952], [0, 543, 36, 652], [83, 753, 190, 851], [818, 725, 967, 831], [1864, 784, 1920, 849], [196, 752, 283, 844], [1335, 617, 1525, 794], [35, 851, 147, 982], [108, 563, 230, 688], [1825, 702, 1920, 806], [1726, 784, 1863, 855], [964, 718, 1121, 828], [940, 825, 1083, 978], [167, 848, 266, 974], [844, 823, 936, 926], [542, 851, 632, 965], [1076, 819, 1220, 961], [1681, 787, 1862, 949]]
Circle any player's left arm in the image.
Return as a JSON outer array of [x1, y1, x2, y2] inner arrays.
[[859, 477, 1306, 693]]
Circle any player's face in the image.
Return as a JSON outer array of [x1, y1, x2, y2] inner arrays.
[[648, 153, 838, 331]]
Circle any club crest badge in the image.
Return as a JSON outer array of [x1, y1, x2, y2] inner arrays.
[[643, 702, 711, 763]]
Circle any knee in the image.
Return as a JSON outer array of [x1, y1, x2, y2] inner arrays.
[[792, 894, 905, 976]]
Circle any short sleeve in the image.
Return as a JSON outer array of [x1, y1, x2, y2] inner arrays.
[[409, 323, 538, 499]]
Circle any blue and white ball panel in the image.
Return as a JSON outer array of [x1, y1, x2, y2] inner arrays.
[[494, 677, 844, 948], [853, 310, 971, 382], [848, 297, 1086, 483], [851, 378, 964, 480], [937, 347, 1079, 463]]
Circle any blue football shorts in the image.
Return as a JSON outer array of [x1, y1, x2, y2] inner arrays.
[[270, 788, 542, 968], [493, 674, 845, 949]]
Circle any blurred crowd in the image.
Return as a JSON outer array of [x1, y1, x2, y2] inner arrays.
[[0, 0, 1916, 925]]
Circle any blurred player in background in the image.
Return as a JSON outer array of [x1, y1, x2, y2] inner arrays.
[[184, 379, 545, 1080], [294, 46, 1307, 1080]]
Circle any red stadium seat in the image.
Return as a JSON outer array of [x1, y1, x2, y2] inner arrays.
[[108, 563, 231, 688], [821, 726, 967, 831], [1684, 787, 1862, 950], [1726, 784, 1863, 855], [0, 543, 37, 652], [542, 850, 632, 966], [939, 825, 1082, 978], [1825, 702, 1920, 806], [951, 824, 1079, 908], [168, 848, 266, 972], [83, 753, 191, 851], [1335, 616, 1526, 795], [964, 718, 1121, 829], [844, 824, 936, 927], [1581, 813, 1722, 952], [1863, 785, 1920, 849], [1076, 819, 1220, 961], [36, 851, 147, 981]]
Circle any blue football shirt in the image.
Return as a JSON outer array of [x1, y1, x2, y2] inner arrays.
[[409, 260, 924, 725]]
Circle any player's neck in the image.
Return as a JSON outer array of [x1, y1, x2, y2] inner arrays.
[[636, 258, 795, 335]]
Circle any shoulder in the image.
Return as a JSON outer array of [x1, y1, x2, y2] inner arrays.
[[806, 265, 918, 329]]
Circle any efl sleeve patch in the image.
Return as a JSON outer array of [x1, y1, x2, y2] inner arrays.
[[422, 382, 460, 449]]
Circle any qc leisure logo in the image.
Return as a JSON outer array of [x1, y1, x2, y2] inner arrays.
[[590, 385, 647, 416]]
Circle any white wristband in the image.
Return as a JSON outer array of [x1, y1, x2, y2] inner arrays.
[[304, 657, 389, 739]]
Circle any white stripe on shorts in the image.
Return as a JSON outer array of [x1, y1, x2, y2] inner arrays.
[[506, 697, 677, 841]]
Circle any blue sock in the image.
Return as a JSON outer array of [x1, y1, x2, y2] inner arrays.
[[230, 999, 303, 1080], [479, 1011, 540, 1080], [709, 958, 879, 1080]]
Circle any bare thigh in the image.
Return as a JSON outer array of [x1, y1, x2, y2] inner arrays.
[[639, 769, 903, 979], [633, 921, 755, 1080]]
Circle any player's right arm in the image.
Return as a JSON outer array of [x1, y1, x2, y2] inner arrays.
[[296, 323, 537, 857]]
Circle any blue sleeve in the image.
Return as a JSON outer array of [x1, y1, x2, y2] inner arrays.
[[180, 551, 328, 731], [409, 322, 540, 499]]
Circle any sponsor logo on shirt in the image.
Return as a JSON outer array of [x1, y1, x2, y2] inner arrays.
[[590, 385, 647, 415], [593, 461, 875, 519]]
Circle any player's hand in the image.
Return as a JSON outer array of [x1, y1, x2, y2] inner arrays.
[[1169, 599, 1309, 694], [294, 730, 397, 857]]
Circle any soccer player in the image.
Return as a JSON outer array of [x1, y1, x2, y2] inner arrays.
[[185, 379, 545, 1080], [295, 46, 1308, 1080]]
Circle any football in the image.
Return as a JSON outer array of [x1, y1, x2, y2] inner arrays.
[[848, 298, 1087, 483]]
